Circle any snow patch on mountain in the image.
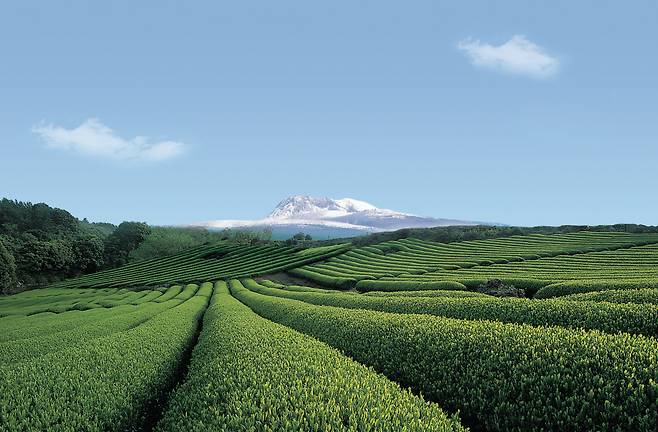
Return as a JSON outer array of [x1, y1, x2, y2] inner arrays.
[[266, 195, 404, 221]]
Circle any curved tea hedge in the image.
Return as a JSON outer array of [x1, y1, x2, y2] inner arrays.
[[288, 267, 358, 289], [0, 298, 187, 364], [355, 280, 467, 292], [0, 285, 184, 345], [52, 242, 350, 289], [364, 289, 490, 299], [231, 282, 658, 432], [242, 279, 658, 337], [535, 278, 658, 299], [0, 286, 211, 431], [0, 288, 126, 317], [561, 288, 658, 305], [294, 232, 658, 289], [155, 281, 465, 431], [4, 229, 658, 431], [389, 244, 658, 294]]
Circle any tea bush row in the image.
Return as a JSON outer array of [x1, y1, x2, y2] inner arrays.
[[232, 283, 658, 432]]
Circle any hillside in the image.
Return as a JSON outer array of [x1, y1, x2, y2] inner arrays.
[[2, 230, 658, 431], [0, 198, 271, 293]]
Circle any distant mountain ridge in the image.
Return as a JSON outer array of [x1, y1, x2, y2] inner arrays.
[[192, 195, 497, 239]]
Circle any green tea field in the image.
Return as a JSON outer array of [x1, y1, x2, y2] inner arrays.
[[1, 231, 657, 431], [5, 1, 658, 430]]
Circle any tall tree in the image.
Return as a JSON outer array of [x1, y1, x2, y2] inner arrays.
[[103, 222, 151, 267], [0, 198, 114, 288], [72, 234, 105, 273], [0, 239, 17, 294]]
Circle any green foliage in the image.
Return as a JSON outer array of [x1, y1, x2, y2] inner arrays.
[[54, 242, 350, 289], [288, 267, 358, 289], [0, 198, 113, 288], [0, 286, 209, 431], [352, 223, 658, 246], [243, 279, 658, 337], [257, 279, 336, 293], [535, 279, 658, 298], [128, 226, 229, 262], [0, 288, 188, 364], [103, 221, 151, 267], [0, 290, 119, 343], [476, 279, 525, 297], [294, 243, 351, 256], [356, 280, 467, 292], [282, 284, 336, 294], [0, 240, 17, 294], [561, 288, 658, 305], [15, 236, 73, 274], [296, 232, 658, 291], [232, 283, 658, 432], [80, 219, 116, 237], [0, 287, 130, 317], [0, 199, 79, 236], [364, 289, 489, 298], [5, 225, 658, 432], [155, 281, 465, 431], [154, 285, 183, 302], [257, 279, 286, 288], [71, 233, 105, 272], [217, 227, 274, 244], [283, 231, 313, 245]]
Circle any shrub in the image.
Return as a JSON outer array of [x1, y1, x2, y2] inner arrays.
[[52, 242, 345, 289], [535, 279, 658, 298], [155, 281, 465, 431], [242, 279, 658, 337], [232, 283, 658, 432], [364, 290, 489, 299], [476, 279, 525, 298], [288, 268, 357, 289], [0, 241, 18, 294], [0, 288, 209, 431], [561, 288, 658, 305], [355, 280, 467, 292], [0, 287, 188, 363]]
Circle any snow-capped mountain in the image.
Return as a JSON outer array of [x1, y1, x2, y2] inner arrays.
[[192, 195, 493, 239], [267, 196, 398, 221]]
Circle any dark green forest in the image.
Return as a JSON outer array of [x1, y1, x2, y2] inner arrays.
[[0, 199, 148, 292]]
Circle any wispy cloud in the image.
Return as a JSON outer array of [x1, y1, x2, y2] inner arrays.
[[457, 35, 559, 78], [33, 118, 186, 162]]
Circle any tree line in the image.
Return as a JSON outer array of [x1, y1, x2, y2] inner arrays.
[[0, 199, 151, 293], [0, 198, 271, 294], [350, 223, 658, 246]]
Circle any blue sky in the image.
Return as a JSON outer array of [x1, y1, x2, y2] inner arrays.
[[1, 1, 657, 226]]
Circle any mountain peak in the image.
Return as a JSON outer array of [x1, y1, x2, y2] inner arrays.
[[268, 195, 383, 220]]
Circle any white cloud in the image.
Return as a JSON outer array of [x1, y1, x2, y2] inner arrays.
[[457, 35, 559, 78], [33, 118, 186, 162]]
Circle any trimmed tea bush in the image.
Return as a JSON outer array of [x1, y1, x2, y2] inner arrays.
[[232, 282, 658, 432], [155, 281, 465, 431]]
